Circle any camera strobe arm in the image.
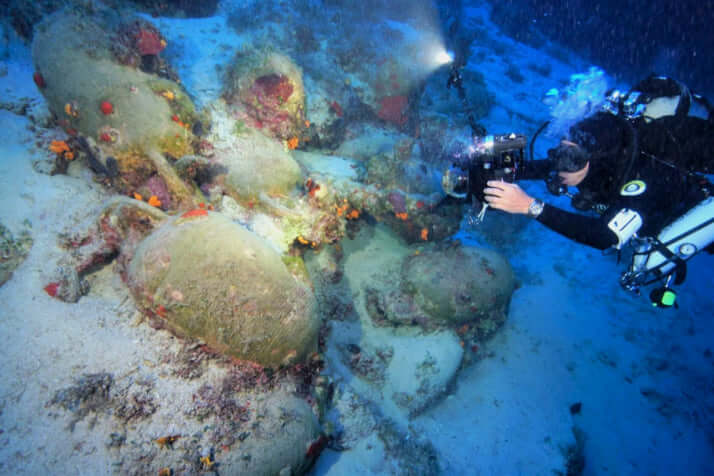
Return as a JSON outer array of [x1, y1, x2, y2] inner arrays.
[[447, 63, 487, 138]]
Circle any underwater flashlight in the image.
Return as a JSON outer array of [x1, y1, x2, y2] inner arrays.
[[435, 49, 454, 66]]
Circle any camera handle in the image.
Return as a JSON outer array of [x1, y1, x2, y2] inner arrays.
[[447, 63, 487, 138], [465, 197, 489, 226]]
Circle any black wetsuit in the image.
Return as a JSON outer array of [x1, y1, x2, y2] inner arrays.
[[513, 112, 714, 250]]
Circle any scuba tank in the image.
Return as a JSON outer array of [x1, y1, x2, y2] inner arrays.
[[536, 73, 714, 307]]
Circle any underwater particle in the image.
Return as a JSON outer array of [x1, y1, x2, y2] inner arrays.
[[100, 101, 114, 115], [420, 227, 429, 241], [147, 195, 162, 208], [33, 72, 46, 88], [287, 136, 299, 150]]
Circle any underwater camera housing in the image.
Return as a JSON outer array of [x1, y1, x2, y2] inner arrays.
[[442, 133, 528, 201]]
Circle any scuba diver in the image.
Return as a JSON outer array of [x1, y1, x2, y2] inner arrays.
[[444, 75, 714, 307]]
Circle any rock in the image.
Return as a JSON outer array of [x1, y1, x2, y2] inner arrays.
[[374, 331, 463, 417], [32, 10, 194, 154], [0, 221, 32, 287], [225, 50, 307, 141], [216, 389, 321, 475], [402, 244, 515, 327], [48, 264, 89, 303], [367, 243, 515, 333], [126, 212, 319, 367], [32, 9, 200, 207], [218, 128, 302, 199]]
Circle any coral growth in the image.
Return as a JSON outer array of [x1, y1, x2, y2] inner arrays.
[[340, 343, 393, 387], [138, 175, 172, 210], [242, 74, 297, 138], [134, 26, 166, 56], [99, 101, 114, 115], [377, 95, 408, 126], [386, 191, 407, 214], [254, 73, 294, 103], [225, 51, 306, 140], [49, 372, 114, 431]]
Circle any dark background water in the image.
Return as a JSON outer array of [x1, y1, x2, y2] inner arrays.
[[487, 0, 714, 95], [4, 0, 712, 98]]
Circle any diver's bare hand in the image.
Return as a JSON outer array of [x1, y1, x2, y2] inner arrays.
[[483, 180, 534, 215]]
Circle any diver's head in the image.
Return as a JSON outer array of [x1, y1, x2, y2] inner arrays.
[[559, 161, 589, 186], [549, 140, 590, 186]]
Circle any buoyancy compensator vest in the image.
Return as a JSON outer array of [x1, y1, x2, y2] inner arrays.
[[608, 75, 714, 175]]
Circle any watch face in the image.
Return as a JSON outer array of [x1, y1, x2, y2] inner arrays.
[[529, 200, 544, 217]]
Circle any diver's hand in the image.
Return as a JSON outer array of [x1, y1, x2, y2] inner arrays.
[[483, 180, 534, 215]]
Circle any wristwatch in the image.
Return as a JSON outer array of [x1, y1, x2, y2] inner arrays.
[[527, 199, 544, 218]]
